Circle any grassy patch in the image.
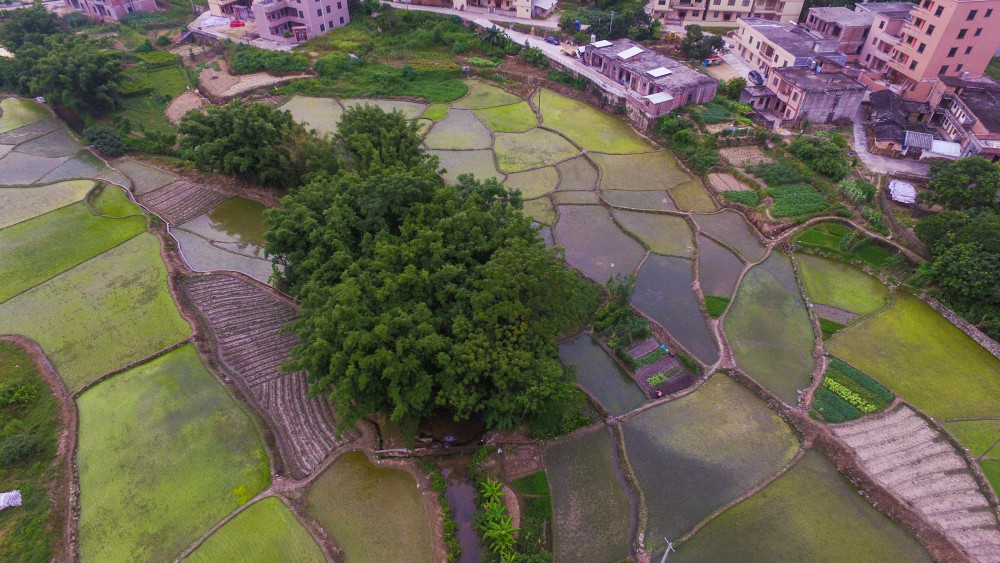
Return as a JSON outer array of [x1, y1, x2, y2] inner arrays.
[[670, 179, 718, 213], [543, 427, 632, 562], [537, 89, 652, 153], [474, 102, 537, 132], [795, 222, 901, 271], [796, 253, 888, 315], [981, 461, 1000, 497], [671, 450, 931, 562], [0, 342, 59, 563], [612, 209, 694, 257], [423, 108, 492, 150], [810, 358, 893, 423], [725, 253, 815, 404], [828, 292, 1000, 420], [987, 57, 1000, 82], [0, 180, 94, 229], [768, 184, 830, 217], [76, 344, 270, 562], [146, 66, 188, 98], [592, 151, 691, 191], [0, 199, 146, 303], [284, 66, 469, 103], [0, 234, 192, 391], [943, 420, 1000, 458], [307, 451, 434, 562], [511, 470, 553, 557], [624, 375, 799, 542], [705, 295, 730, 318], [452, 80, 521, 109], [187, 498, 323, 563], [523, 196, 556, 225], [278, 96, 344, 138], [504, 166, 558, 200], [493, 128, 579, 173], [422, 103, 450, 121], [92, 184, 142, 217], [0, 98, 50, 134], [819, 318, 845, 340]]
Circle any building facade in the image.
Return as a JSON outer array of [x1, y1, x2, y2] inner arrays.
[[251, 0, 350, 42], [802, 6, 873, 61], [734, 18, 844, 76], [742, 65, 865, 123], [583, 39, 717, 129], [649, 0, 804, 28], [63, 0, 158, 22]]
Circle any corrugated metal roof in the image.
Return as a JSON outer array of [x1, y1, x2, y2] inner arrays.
[[617, 46, 644, 60], [592, 40, 613, 48], [903, 130, 933, 150], [533, 0, 557, 10], [645, 92, 674, 104], [647, 67, 672, 77]]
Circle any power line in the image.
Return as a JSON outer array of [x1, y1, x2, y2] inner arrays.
[[659, 537, 676, 563]]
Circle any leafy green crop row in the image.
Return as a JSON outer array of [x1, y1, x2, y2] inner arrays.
[[768, 184, 829, 218], [811, 358, 893, 423], [634, 347, 667, 367], [722, 190, 760, 206], [812, 387, 862, 423], [823, 377, 877, 413]]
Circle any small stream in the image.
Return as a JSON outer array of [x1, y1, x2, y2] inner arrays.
[[437, 456, 484, 563]]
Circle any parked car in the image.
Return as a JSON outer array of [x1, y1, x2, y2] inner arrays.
[[545, 36, 560, 45], [230, 20, 245, 27], [748, 70, 764, 85]]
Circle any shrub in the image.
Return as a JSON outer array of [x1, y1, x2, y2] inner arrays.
[[688, 149, 719, 172], [84, 127, 126, 157], [646, 372, 671, 386], [520, 46, 549, 68], [838, 179, 876, 203], [155, 34, 172, 46], [468, 56, 500, 67], [1, 433, 43, 465], [227, 42, 310, 74], [547, 69, 588, 91], [722, 190, 760, 206], [0, 382, 35, 407], [823, 377, 877, 413], [749, 159, 812, 186], [134, 38, 154, 53], [634, 347, 667, 367], [768, 184, 829, 217], [137, 50, 181, 69]]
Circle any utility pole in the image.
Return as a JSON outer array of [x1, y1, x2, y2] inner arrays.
[[609, 10, 614, 35], [659, 538, 676, 563]]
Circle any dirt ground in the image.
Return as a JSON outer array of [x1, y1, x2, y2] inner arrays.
[[165, 91, 208, 125], [198, 60, 240, 97], [707, 173, 752, 192], [719, 145, 773, 167]]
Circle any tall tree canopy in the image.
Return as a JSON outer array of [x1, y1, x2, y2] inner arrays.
[[921, 156, 1000, 210], [0, 3, 64, 51], [680, 25, 726, 60], [265, 105, 598, 431]]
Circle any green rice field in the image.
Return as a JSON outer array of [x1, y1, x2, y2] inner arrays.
[[611, 210, 694, 257], [452, 80, 521, 109], [504, 166, 558, 199], [474, 101, 537, 132], [76, 344, 269, 563], [536, 89, 652, 153], [523, 196, 556, 225], [669, 179, 718, 213], [422, 103, 449, 121], [493, 128, 579, 172], [944, 420, 1000, 458], [544, 427, 633, 562], [725, 252, 815, 404], [92, 184, 143, 217], [0, 97, 50, 133], [828, 292, 1000, 420], [306, 451, 434, 563], [0, 234, 192, 391], [186, 498, 323, 563], [796, 253, 887, 315], [672, 450, 931, 562], [592, 151, 691, 191], [623, 375, 799, 543], [0, 179, 94, 229], [554, 204, 647, 283]]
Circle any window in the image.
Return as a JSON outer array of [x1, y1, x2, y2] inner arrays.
[[326, 5, 330, 12], [692, 10, 699, 15], [935, 6, 943, 16], [873, 37, 878, 45], [968, 9, 977, 20], [879, 20, 885, 29], [337, 1, 341, 6], [918, 42, 926, 53], [905, 35, 915, 45], [956, 63, 964, 73], [909, 60, 917, 70], [792, 92, 799, 101], [866, 54, 871, 62], [298, 10, 303, 16], [915, 17, 924, 27], [317, 8, 321, 15], [773, 77, 779, 86], [921, 0, 929, 8], [727, 0, 734, 5], [948, 47, 957, 57], [976, 28, 982, 36], [714, 11, 719, 16], [966, 46, 973, 54], [678, 9, 686, 16], [320, 23, 325, 30], [927, 24, 935, 35], [713, 0, 719, 5], [987, 9, 993, 17], [957, 28, 967, 39], [742, 0, 750, 5], [329, 20, 333, 27], [939, 64, 949, 75], [340, 15, 344, 23]]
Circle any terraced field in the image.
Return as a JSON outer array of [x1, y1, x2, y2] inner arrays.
[[184, 274, 342, 478], [186, 497, 324, 562], [139, 180, 230, 225], [832, 406, 1000, 561]]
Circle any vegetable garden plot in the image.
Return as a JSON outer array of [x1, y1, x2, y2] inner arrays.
[[179, 197, 267, 247], [553, 205, 646, 284], [307, 451, 434, 563], [592, 152, 692, 192], [669, 179, 718, 213], [768, 184, 829, 217], [697, 235, 744, 298], [692, 210, 766, 262], [0, 179, 94, 229], [77, 344, 269, 563], [611, 209, 694, 258], [671, 450, 932, 562], [602, 189, 677, 211], [831, 406, 1000, 561], [944, 420, 1000, 458], [623, 375, 799, 542], [0, 98, 50, 133], [552, 190, 600, 205], [423, 108, 492, 150], [112, 159, 176, 195], [0, 234, 192, 391], [810, 358, 893, 423], [185, 274, 343, 478], [631, 255, 718, 364], [0, 152, 70, 185], [535, 89, 652, 153], [474, 101, 537, 132], [341, 98, 427, 119], [828, 292, 1000, 420], [279, 95, 344, 137], [187, 497, 324, 563], [504, 166, 558, 199], [428, 149, 501, 184], [556, 155, 598, 191], [37, 150, 108, 183], [452, 80, 521, 110], [139, 181, 230, 225], [0, 117, 60, 145], [523, 196, 556, 225], [795, 253, 887, 316], [544, 427, 633, 563], [493, 128, 579, 173], [172, 229, 274, 284], [12, 128, 82, 157], [724, 253, 815, 405], [559, 333, 646, 416], [0, 199, 146, 303]]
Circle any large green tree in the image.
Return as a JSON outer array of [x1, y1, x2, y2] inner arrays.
[[0, 3, 63, 51], [680, 25, 726, 60], [922, 156, 1000, 210]]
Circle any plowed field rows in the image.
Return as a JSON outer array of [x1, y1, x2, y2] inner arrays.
[[139, 181, 229, 225], [184, 274, 341, 478], [832, 406, 1000, 561]]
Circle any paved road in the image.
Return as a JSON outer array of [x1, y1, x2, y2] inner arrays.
[[850, 106, 930, 177], [385, 0, 561, 29]]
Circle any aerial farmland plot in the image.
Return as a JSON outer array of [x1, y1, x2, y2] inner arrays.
[[0, 179, 95, 229], [187, 497, 324, 563]]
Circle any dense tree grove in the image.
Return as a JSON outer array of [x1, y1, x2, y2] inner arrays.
[[0, 3, 63, 52], [265, 105, 599, 432], [680, 25, 726, 60], [915, 157, 1000, 338]]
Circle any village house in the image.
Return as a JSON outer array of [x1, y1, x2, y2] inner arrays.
[[648, 0, 804, 29], [741, 63, 865, 124], [801, 6, 875, 62], [63, 0, 158, 22]]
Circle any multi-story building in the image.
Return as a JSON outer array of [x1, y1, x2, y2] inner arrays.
[[856, 2, 916, 76], [742, 64, 865, 123], [734, 18, 844, 77], [802, 7, 874, 62], [649, 0, 804, 28], [251, 0, 350, 42], [63, 0, 158, 22], [582, 39, 717, 129], [857, 0, 1000, 103]]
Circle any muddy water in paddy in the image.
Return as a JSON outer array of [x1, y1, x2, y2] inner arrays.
[[632, 254, 718, 364], [697, 234, 745, 298], [436, 456, 484, 563], [560, 333, 646, 416]]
